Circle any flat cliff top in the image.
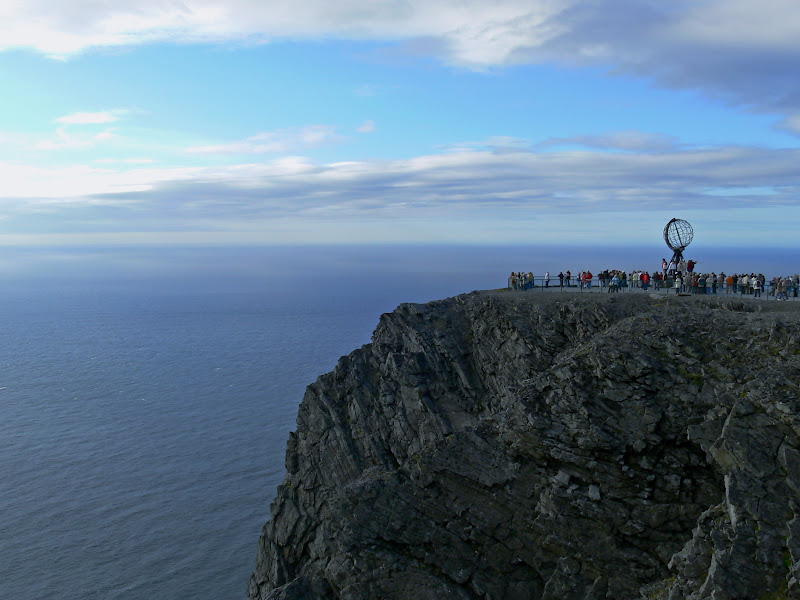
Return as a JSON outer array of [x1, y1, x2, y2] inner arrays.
[[474, 286, 800, 314], [249, 291, 800, 600]]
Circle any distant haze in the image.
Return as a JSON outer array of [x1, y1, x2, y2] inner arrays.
[[1, 245, 796, 299]]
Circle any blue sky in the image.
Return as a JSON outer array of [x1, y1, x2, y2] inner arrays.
[[2, 0, 800, 246]]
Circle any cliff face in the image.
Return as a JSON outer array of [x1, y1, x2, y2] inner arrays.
[[247, 292, 800, 600]]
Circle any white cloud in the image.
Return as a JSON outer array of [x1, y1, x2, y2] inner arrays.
[[34, 127, 119, 151], [0, 1, 562, 60], [0, 161, 204, 199], [0, 1, 794, 68], [1, 139, 799, 244], [94, 157, 156, 164], [32, 109, 132, 151], [2, 1, 798, 119], [4, 140, 799, 212], [537, 131, 679, 152], [440, 136, 532, 153], [186, 125, 340, 155], [674, 0, 800, 50], [357, 120, 376, 133], [55, 110, 128, 125], [777, 113, 800, 136]]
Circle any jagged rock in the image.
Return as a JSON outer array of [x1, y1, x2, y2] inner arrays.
[[247, 292, 800, 600]]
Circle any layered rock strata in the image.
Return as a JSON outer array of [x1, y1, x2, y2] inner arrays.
[[247, 292, 800, 600]]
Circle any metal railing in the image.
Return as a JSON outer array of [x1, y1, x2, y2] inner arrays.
[[506, 276, 798, 299]]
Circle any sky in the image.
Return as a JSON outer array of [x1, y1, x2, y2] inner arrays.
[[2, 0, 800, 248]]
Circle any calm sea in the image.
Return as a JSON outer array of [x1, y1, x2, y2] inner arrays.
[[1, 244, 795, 600]]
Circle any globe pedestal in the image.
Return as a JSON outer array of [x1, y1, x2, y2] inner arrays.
[[668, 248, 685, 274]]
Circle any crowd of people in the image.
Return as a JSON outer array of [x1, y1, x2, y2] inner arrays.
[[508, 261, 800, 300], [509, 269, 664, 290]]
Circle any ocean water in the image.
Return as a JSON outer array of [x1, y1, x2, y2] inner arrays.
[[0, 245, 507, 600], [1, 244, 796, 600]]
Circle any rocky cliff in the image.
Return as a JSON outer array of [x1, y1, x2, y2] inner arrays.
[[247, 291, 800, 600]]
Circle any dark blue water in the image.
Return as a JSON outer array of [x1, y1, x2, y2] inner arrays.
[[0, 291, 369, 600], [0, 245, 506, 600], [1, 244, 795, 600]]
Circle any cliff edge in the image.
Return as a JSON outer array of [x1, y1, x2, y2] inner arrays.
[[247, 291, 800, 600]]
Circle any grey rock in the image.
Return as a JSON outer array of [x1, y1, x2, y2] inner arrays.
[[247, 292, 800, 600], [587, 485, 601, 502]]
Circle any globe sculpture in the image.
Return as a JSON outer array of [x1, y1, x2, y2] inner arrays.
[[663, 218, 693, 272]]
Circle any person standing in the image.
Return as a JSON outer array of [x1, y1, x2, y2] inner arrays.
[[610, 272, 620, 293], [777, 277, 787, 300], [545, 271, 550, 288]]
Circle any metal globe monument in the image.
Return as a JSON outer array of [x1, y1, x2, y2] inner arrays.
[[664, 218, 693, 271]]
